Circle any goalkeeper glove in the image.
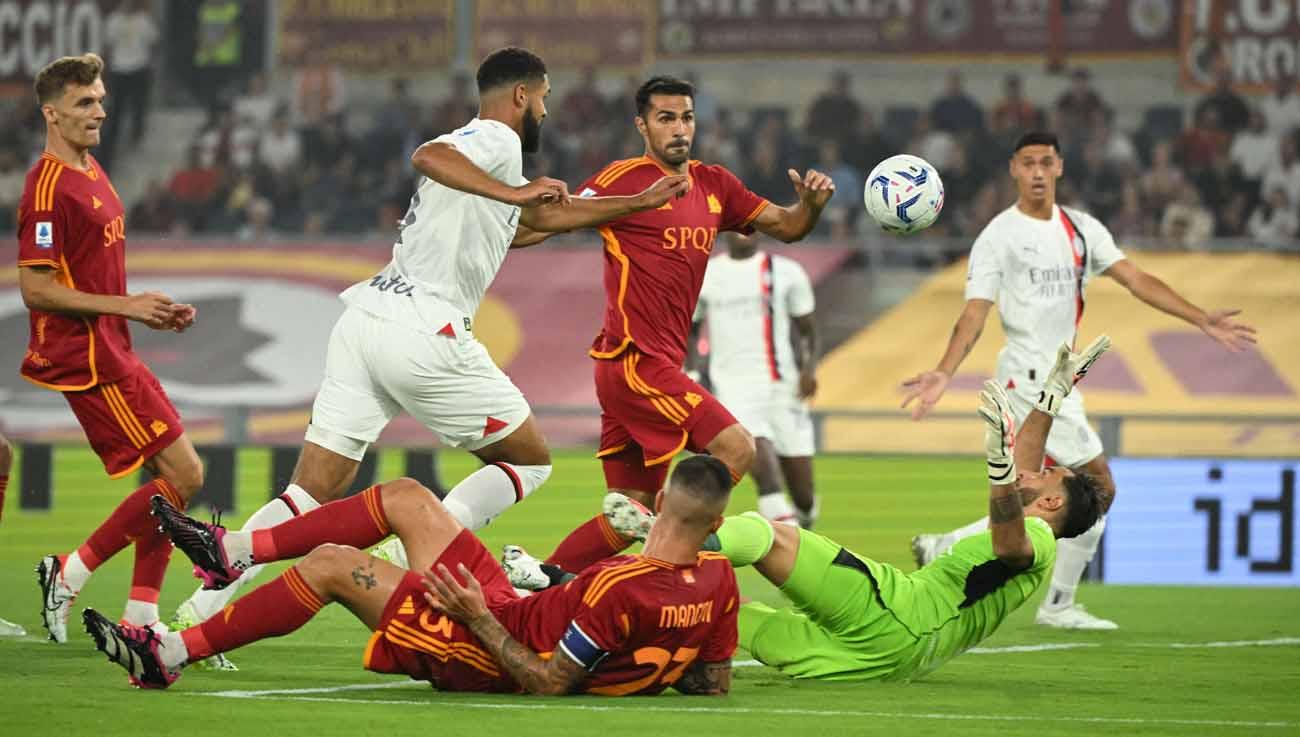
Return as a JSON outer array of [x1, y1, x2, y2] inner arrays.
[[1035, 335, 1112, 416], [978, 379, 1017, 484]]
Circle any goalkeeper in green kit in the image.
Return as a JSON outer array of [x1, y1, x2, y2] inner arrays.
[[709, 336, 1110, 681]]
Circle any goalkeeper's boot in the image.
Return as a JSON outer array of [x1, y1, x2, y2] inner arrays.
[[151, 495, 243, 590], [501, 545, 550, 592], [603, 492, 654, 543], [83, 608, 181, 689], [36, 554, 76, 643], [1035, 603, 1118, 631], [168, 600, 237, 671]]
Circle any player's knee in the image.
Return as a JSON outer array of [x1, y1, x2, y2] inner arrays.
[[299, 543, 363, 588], [169, 456, 205, 499], [724, 429, 757, 477], [381, 477, 449, 522]]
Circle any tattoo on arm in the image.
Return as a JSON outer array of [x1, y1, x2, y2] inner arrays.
[[989, 492, 1024, 524], [469, 614, 584, 695], [673, 660, 731, 695], [958, 324, 984, 362], [350, 561, 377, 590]]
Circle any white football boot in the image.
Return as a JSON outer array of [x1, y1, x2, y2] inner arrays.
[[1035, 603, 1119, 631]]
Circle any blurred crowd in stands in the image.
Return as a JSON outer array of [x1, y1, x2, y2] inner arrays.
[[2, 62, 1298, 247]]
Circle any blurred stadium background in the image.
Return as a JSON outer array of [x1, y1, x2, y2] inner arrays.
[[0, 2, 1297, 599]]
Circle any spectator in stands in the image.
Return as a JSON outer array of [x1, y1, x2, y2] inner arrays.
[[259, 109, 303, 176], [1247, 187, 1299, 242], [940, 144, 980, 224], [905, 112, 957, 171], [1195, 66, 1250, 136], [293, 61, 346, 153], [129, 180, 179, 234], [805, 69, 861, 150], [990, 73, 1038, 133], [1160, 182, 1215, 249], [169, 145, 223, 230], [814, 140, 863, 238], [1262, 73, 1300, 135], [1078, 140, 1123, 222], [234, 72, 277, 130], [194, 106, 234, 167], [1259, 134, 1300, 207], [930, 70, 984, 136], [0, 148, 25, 231], [1229, 109, 1277, 197], [1216, 191, 1252, 238], [695, 108, 741, 173], [683, 70, 719, 132], [1054, 68, 1105, 144], [744, 137, 794, 203], [1090, 108, 1138, 168], [1179, 107, 1230, 173], [1109, 180, 1150, 240], [431, 72, 476, 136], [559, 66, 606, 129], [102, 0, 158, 166], [846, 108, 890, 178], [313, 112, 354, 165], [237, 196, 276, 241], [1141, 139, 1187, 212]]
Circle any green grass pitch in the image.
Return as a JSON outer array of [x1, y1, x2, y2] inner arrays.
[[1, 447, 1296, 736]]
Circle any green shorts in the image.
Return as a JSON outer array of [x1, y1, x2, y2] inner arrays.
[[740, 529, 919, 681]]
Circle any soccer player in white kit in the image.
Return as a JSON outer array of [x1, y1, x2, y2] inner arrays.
[[692, 232, 820, 528], [168, 47, 690, 665], [901, 132, 1257, 630]]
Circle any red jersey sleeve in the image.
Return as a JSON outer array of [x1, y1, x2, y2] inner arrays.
[[699, 567, 739, 662], [556, 583, 633, 671], [16, 186, 68, 270], [713, 164, 769, 234]]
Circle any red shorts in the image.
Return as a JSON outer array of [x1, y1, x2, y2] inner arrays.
[[593, 348, 737, 494], [363, 528, 520, 691], [62, 365, 184, 479]]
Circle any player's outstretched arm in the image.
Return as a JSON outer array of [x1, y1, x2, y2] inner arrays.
[[518, 174, 690, 233], [671, 660, 731, 695], [19, 265, 185, 331], [411, 141, 569, 208], [1105, 260, 1257, 351], [749, 168, 835, 243], [422, 563, 586, 696], [978, 381, 1034, 569], [900, 298, 993, 420]]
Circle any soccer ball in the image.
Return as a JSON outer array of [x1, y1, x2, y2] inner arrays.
[[863, 154, 945, 235]]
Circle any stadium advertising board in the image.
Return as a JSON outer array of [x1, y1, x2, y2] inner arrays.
[[0, 0, 113, 87], [1180, 0, 1300, 90], [477, 0, 652, 68], [1105, 458, 1299, 586], [656, 0, 1178, 58], [277, 0, 453, 70]]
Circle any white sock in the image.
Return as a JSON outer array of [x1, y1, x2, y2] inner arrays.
[[158, 631, 190, 670], [182, 484, 322, 621], [1042, 515, 1106, 611], [122, 600, 159, 627], [62, 551, 93, 593], [757, 493, 799, 524], [937, 516, 989, 554], [442, 463, 550, 530]]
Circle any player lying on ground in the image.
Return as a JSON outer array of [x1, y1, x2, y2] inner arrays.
[[84, 456, 739, 695], [513, 338, 1107, 681]]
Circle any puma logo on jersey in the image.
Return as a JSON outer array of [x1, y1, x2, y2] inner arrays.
[[706, 194, 722, 214], [92, 195, 103, 209]]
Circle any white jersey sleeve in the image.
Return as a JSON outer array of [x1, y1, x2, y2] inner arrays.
[[432, 123, 525, 187], [965, 224, 1003, 302], [1072, 209, 1126, 278], [779, 256, 815, 318]]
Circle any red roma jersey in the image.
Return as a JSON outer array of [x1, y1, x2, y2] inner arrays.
[[581, 157, 768, 366], [16, 153, 139, 390], [495, 552, 739, 696]]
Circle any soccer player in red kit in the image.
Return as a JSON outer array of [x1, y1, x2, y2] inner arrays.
[[17, 54, 203, 643], [85, 455, 737, 696], [528, 76, 834, 572]]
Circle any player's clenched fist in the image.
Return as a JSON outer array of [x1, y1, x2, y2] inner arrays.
[[121, 291, 176, 330]]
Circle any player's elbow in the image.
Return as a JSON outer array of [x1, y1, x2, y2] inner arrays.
[[409, 143, 443, 178], [993, 543, 1034, 571], [19, 281, 52, 312]]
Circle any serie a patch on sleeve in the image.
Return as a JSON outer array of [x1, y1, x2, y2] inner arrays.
[[35, 221, 53, 247], [558, 620, 609, 671]]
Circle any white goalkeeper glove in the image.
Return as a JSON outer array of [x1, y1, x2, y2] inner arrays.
[[1034, 335, 1112, 417], [978, 379, 1017, 485]]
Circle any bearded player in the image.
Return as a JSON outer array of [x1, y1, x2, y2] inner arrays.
[[84, 455, 737, 696], [522, 76, 833, 573], [19, 53, 203, 644], [167, 48, 688, 669], [901, 132, 1256, 630]]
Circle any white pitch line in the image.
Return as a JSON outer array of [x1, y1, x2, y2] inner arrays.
[[1146, 637, 1300, 649], [188, 692, 1296, 729], [967, 643, 1099, 654]]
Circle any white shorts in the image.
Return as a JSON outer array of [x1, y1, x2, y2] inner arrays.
[[998, 368, 1104, 468], [713, 380, 816, 458], [306, 306, 530, 459]]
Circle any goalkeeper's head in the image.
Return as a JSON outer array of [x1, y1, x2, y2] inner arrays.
[[1016, 466, 1103, 539]]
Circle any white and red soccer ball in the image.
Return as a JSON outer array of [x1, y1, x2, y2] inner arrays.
[[863, 154, 945, 235]]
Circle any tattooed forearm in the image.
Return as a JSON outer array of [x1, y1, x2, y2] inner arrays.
[[468, 613, 583, 695], [673, 661, 731, 695], [351, 562, 377, 590], [989, 491, 1024, 524]]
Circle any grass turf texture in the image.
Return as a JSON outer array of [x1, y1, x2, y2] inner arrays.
[[0, 447, 1296, 736]]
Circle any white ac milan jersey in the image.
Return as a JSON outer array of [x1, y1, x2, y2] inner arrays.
[[965, 204, 1125, 377], [696, 251, 815, 387], [341, 118, 525, 331]]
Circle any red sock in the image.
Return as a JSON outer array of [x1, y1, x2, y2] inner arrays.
[[251, 486, 390, 563], [181, 566, 323, 661], [545, 514, 633, 572], [76, 478, 183, 572], [0, 475, 8, 523]]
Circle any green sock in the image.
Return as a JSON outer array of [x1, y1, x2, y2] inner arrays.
[[711, 512, 775, 567]]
